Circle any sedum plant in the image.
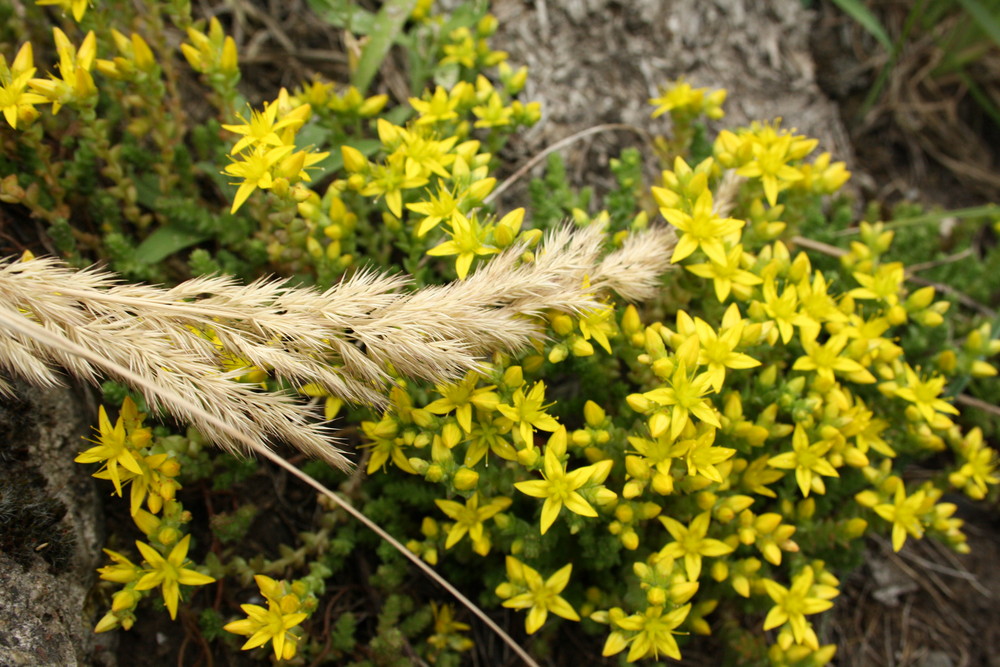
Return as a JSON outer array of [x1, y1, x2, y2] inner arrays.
[[0, 0, 997, 665]]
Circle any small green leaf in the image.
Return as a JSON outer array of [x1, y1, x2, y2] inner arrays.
[[307, 0, 376, 33], [135, 225, 210, 264]]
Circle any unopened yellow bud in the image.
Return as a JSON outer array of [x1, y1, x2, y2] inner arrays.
[[622, 480, 644, 499], [111, 588, 139, 612], [516, 448, 539, 467], [626, 393, 651, 413], [571, 337, 594, 356], [906, 286, 936, 310], [494, 221, 516, 247], [621, 305, 642, 337], [844, 446, 869, 468], [696, 491, 717, 510], [854, 490, 880, 507], [887, 304, 908, 325], [644, 327, 667, 357], [476, 14, 499, 36], [621, 530, 639, 550], [648, 412, 669, 437], [341, 145, 367, 173], [441, 422, 463, 449], [497, 207, 524, 238], [502, 365, 523, 388], [584, 400, 606, 427], [646, 586, 666, 606], [971, 360, 997, 377], [798, 497, 815, 519], [158, 527, 180, 545], [346, 173, 366, 190], [669, 580, 699, 604], [651, 471, 674, 495], [467, 177, 495, 201], [918, 310, 944, 327], [843, 517, 868, 539], [755, 513, 783, 534], [550, 313, 574, 336], [547, 344, 568, 364], [595, 488, 618, 507], [625, 455, 651, 479], [759, 364, 778, 388], [789, 252, 811, 282], [615, 504, 634, 523], [305, 236, 323, 259], [94, 612, 121, 633], [359, 94, 388, 116]]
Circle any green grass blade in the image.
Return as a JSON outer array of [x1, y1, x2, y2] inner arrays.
[[352, 0, 418, 94], [959, 70, 1000, 127], [882, 204, 1000, 230], [830, 0, 894, 51], [956, 0, 1000, 46]]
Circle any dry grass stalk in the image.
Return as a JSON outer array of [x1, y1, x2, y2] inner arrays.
[[0, 224, 674, 470]]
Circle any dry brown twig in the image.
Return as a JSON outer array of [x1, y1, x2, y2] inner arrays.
[[0, 222, 675, 665]]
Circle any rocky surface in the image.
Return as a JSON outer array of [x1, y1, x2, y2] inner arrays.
[[489, 0, 856, 208], [0, 383, 109, 667]]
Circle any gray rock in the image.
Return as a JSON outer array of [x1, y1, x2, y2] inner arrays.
[[489, 0, 856, 207], [0, 382, 111, 667]]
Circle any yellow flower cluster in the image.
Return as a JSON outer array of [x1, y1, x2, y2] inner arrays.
[[180, 17, 239, 84], [295, 80, 388, 120], [335, 73, 539, 278], [79, 399, 215, 632], [439, 19, 508, 71], [649, 77, 726, 122], [0, 29, 98, 129], [223, 575, 315, 661], [350, 83, 1000, 661], [223, 91, 329, 213]]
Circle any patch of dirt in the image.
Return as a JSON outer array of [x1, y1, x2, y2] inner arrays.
[[810, 0, 1000, 209], [830, 500, 1000, 667], [489, 0, 857, 210]]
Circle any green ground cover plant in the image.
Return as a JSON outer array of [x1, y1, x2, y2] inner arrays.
[[1, 0, 998, 664]]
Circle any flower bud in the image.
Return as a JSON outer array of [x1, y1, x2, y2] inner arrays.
[[621, 529, 639, 550], [854, 490, 880, 508], [94, 612, 121, 633], [547, 344, 568, 364], [843, 517, 868, 539], [424, 463, 443, 483], [341, 145, 367, 173], [516, 448, 539, 467], [626, 393, 652, 413]]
